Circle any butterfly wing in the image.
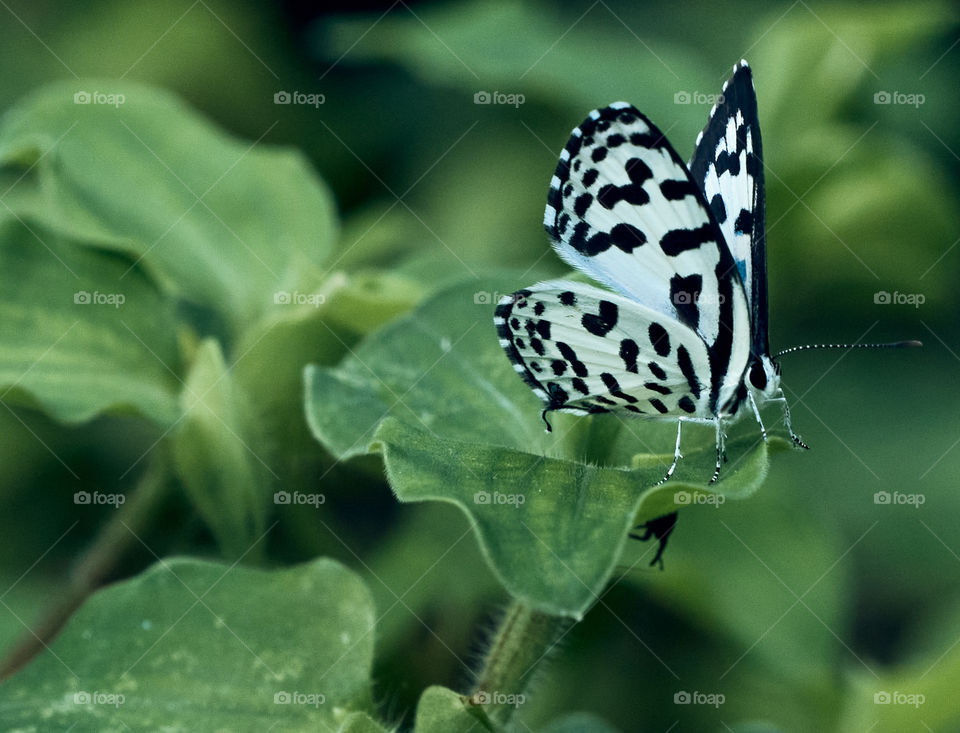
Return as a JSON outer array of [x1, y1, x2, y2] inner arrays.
[[542, 103, 751, 416], [495, 281, 714, 420], [689, 60, 769, 358]]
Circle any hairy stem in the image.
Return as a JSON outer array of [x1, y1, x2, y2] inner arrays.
[[470, 600, 575, 727]]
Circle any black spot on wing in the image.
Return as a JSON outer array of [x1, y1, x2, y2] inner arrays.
[[709, 192, 727, 224], [659, 179, 699, 201], [678, 395, 696, 414], [644, 382, 671, 395], [559, 291, 576, 306], [582, 168, 599, 188], [648, 361, 667, 380], [556, 341, 587, 378], [571, 377, 589, 395], [660, 224, 715, 257], [675, 345, 701, 399], [609, 223, 646, 253], [648, 323, 670, 357], [534, 320, 551, 340], [669, 273, 702, 331], [620, 339, 639, 373], [573, 193, 593, 218], [569, 221, 613, 256], [649, 398, 669, 414], [582, 300, 618, 337], [596, 158, 653, 210], [530, 338, 545, 356], [551, 359, 567, 376], [734, 208, 754, 236], [715, 149, 741, 176], [533, 301, 545, 316]]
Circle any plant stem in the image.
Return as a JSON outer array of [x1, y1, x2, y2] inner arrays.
[[471, 599, 575, 727], [0, 453, 171, 681]]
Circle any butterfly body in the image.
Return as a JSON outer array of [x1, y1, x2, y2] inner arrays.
[[495, 61, 804, 483]]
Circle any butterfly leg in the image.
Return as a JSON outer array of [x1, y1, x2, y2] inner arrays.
[[747, 391, 768, 442], [656, 419, 684, 486], [771, 391, 809, 450], [709, 419, 726, 484]]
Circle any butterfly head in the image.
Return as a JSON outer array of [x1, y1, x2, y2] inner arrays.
[[747, 354, 781, 400]]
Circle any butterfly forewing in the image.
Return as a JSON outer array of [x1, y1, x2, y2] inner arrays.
[[495, 281, 713, 419], [689, 60, 769, 357], [542, 102, 752, 416]]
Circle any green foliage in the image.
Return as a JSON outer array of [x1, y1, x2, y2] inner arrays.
[[0, 558, 377, 731], [0, 1, 957, 731]]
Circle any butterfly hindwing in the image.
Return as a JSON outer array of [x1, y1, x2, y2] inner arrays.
[[689, 60, 769, 357], [495, 281, 713, 420]]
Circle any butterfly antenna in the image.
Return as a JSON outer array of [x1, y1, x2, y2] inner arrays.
[[774, 340, 922, 359]]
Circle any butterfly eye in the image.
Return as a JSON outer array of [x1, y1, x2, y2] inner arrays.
[[749, 361, 767, 390]]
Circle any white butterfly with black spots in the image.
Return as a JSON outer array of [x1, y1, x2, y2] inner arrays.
[[495, 60, 918, 492]]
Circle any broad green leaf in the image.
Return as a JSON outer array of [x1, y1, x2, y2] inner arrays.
[[338, 711, 391, 733], [413, 686, 491, 733], [726, 725, 785, 733], [306, 277, 783, 616], [540, 713, 622, 733], [317, 0, 704, 115], [172, 339, 270, 558], [373, 419, 775, 617], [0, 557, 377, 732], [0, 79, 337, 335], [0, 217, 180, 425]]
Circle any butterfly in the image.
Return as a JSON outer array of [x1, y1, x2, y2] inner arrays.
[[495, 60, 919, 491]]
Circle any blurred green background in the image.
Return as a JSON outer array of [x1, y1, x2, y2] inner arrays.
[[0, 1, 957, 731]]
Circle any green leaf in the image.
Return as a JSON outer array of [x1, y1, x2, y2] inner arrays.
[[0, 557, 377, 732], [0, 218, 180, 425], [413, 686, 492, 733], [725, 725, 785, 733], [539, 713, 623, 733], [338, 711, 391, 733], [306, 277, 782, 616], [0, 79, 337, 335], [172, 339, 271, 558]]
